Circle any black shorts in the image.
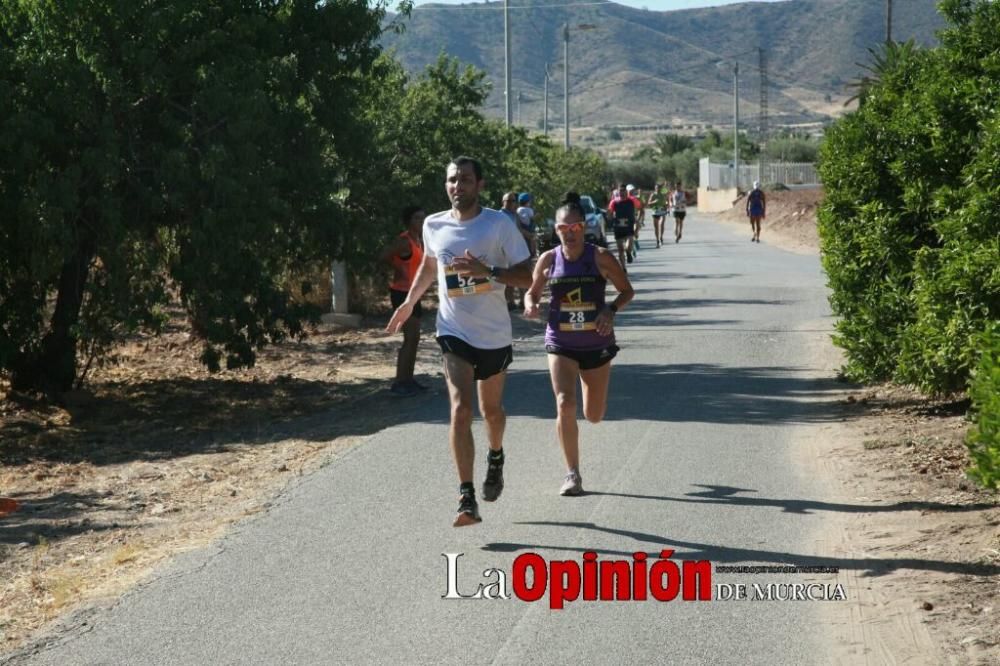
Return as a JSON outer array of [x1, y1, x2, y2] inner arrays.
[[613, 221, 634, 241], [673, 211, 686, 221], [390, 288, 422, 319], [545, 344, 619, 370], [437, 335, 513, 381]]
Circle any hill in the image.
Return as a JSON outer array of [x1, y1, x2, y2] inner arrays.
[[382, 0, 945, 132]]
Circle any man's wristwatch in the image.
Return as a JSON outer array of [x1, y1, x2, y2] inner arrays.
[[608, 303, 618, 314], [489, 265, 502, 279]]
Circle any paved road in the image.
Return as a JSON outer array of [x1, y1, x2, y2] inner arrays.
[[12, 211, 851, 665]]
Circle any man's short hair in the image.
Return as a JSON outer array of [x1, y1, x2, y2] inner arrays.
[[449, 156, 483, 181]]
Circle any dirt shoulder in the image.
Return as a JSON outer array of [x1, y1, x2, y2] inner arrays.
[[712, 189, 1000, 663], [0, 306, 451, 652]]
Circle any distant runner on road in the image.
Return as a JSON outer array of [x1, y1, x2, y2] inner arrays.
[[626, 184, 644, 257], [647, 182, 668, 248], [607, 183, 637, 270], [671, 181, 687, 243], [386, 157, 532, 527], [747, 180, 766, 243], [525, 201, 633, 495]]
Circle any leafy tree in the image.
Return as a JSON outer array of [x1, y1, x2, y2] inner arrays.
[[817, 38, 937, 382], [765, 135, 821, 163], [653, 133, 694, 158], [819, 0, 999, 401], [0, 0, 392, 392], [844, 41, 921, 108]]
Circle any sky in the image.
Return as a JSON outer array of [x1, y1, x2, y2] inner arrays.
[[410, 0, 789, 11]]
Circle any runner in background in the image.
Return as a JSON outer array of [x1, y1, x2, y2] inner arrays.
[[607, 184, 637, 270], [515, 192, 538, 258], [500, 192, 522, 309], [671, 180, 687, 243], [746, 180, 766, 243], [626, 184, 644, 258], [647, 182, 668, 248], [381, 205, 427, 397]]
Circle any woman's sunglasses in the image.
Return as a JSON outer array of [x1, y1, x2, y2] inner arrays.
[[556, 222, 583, 233]]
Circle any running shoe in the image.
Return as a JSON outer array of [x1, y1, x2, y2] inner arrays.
[[453, 492, 482, 527], [559, 470, 583, 496], [482, 454, 504, 502]]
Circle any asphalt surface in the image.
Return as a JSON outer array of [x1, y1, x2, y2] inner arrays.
[[11, 212, 852, 665]]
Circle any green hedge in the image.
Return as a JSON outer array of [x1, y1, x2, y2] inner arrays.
[[968, 327, 1000, 489], [818, 0, 1000, 487]]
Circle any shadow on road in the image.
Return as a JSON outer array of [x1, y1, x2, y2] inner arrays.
[[503, 361, 849, 426], [584, 484, 998, 515], [483, 518, 1000, 577]]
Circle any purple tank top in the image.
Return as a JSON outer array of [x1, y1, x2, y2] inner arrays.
[[545, 244, 613, 350]]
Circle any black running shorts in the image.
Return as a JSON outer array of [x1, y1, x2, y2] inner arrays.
[[613, 220, 634, 241], [673, 211, 686, 221], [390, 288, 422, 319], [437, 335, 513, 380], [545, 344, 619, 370]]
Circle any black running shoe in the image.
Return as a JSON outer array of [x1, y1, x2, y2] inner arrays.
[[482, 454, 505, 502], [454, 492, 482, 527]]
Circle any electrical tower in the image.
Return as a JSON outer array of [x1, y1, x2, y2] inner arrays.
[[758, 47, 769, 184]]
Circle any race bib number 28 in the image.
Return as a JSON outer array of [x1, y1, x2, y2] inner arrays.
[[445, 266, 492, 297], [559, 304, 597, 331]]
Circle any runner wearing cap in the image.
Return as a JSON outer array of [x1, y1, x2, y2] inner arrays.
[[746, 181, 766, 243], [516, 192, 538, 258], [606, 183, 637, 269]]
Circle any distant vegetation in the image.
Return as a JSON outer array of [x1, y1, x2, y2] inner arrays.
[[817, 0, 1000, 487], [607, 131, 819, 189], [0, 1, 605, 393]]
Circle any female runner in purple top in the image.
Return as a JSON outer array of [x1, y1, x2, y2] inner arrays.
[[524, 202, 634, 496]]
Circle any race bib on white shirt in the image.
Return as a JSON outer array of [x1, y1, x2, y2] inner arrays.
[[423, 207, 531, 349]]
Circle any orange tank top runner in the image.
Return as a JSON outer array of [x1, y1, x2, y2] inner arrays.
[[389, 231, 423, 292]]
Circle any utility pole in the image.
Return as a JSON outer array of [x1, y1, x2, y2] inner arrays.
[[733, 61, 740, 191], [504, 0, 512, 127], [758, 47, 768, 186], [543, 64, 550, 136], [516, 90, 522, 125], [886, 0, 893, 44], [563, 23, 570, 149]]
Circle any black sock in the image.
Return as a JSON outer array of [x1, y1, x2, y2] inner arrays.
[[488, 448, 504, 462], [459, 482, 475, 496]]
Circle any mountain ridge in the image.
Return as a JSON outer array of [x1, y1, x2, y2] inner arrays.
[[382, 0, 945, 130]]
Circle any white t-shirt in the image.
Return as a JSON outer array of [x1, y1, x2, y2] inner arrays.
[[671, 190, 686, 212], [423, 206, 531, 349], [515, 205, 535, 230]]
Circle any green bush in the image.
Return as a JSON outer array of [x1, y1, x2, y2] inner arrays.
[[818, 3, 999, 391], [968, 326, 1000, 490]]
